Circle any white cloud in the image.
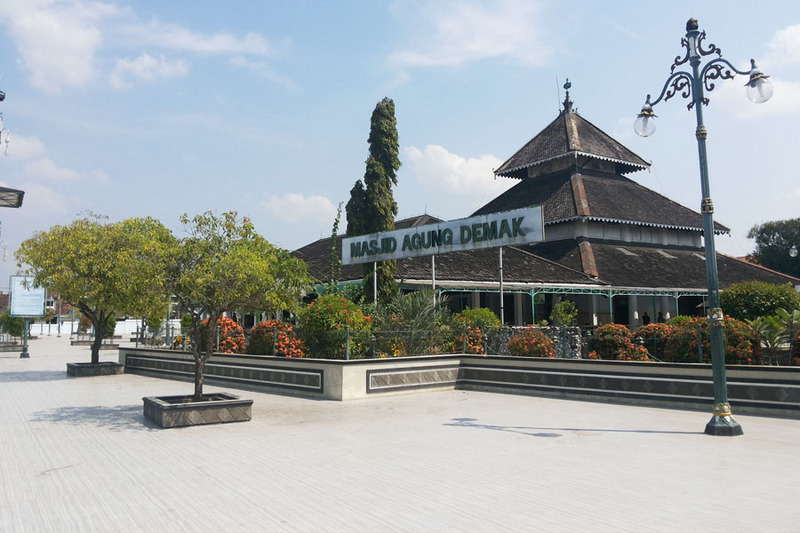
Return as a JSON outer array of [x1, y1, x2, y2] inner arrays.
[[0, 0, 119, 93], [262, 193, 337, 225], [714, 77, 800, 118], [21, 157, 109, 185], [229, 56, 298, 90], [3, 135, 47, 160], [110, 52, 189, 89], [0, 0, 277, 93], [401, 145, 514, 218], [390, 0, 550, 69], [10, 181, 85, 215], [129, 21, 271, 56], [768, 23, 800, 66]]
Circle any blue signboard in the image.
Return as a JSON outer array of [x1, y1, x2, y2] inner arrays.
[[9, 276, 46, 317]]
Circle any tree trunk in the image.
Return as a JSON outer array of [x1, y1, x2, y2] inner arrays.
[[79, 303, 103, 364], [194, 355, 206, 401], [191, 313, 219, 401]]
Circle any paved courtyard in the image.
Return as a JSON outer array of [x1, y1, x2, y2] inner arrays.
[[1, 334, 799, 532]]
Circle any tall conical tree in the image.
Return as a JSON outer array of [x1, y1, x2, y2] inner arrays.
[[346, 97, 401, 303]]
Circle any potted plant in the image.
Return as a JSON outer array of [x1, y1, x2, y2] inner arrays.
[[143, 211, 311, 428]]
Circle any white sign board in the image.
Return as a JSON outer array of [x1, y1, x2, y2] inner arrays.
[[9, 276, 46, 317], [342, 206, 544, 266]]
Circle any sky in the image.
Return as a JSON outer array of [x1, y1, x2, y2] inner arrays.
[[0, 0, 799, 290]]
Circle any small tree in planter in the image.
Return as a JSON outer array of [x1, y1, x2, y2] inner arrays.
[[16, 215, 174, 370], [170, 211, 311, 401]]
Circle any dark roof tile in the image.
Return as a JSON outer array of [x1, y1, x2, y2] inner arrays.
[[494, 110, 650, 178]]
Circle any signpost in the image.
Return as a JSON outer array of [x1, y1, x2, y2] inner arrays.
[[342, 206, 544, 265], [9, 276, 46, 358], [341, 206, 545, 313]]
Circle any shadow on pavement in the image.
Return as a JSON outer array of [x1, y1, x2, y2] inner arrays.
[[0, 370, 70, 383], [445, 417, 702, 437], [30, 404, 159, 431]]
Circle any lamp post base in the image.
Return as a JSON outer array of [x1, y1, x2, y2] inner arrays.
[[705, 404, 743, 436]]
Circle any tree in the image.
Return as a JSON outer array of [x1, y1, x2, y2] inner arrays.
[[16, 215, 174, 363], [550, 300, 579, 326], [345, 97, 402, 303], [720, 281, 800, 322], [747, 218, 800, 278], [169, 211, 311, 400], [328, 202, 344, 289]]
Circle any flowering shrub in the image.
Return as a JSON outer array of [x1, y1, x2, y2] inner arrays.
[[199, 316, 245, 354], [586, 324, 652, 361], [297, 294, 371, 358], [453, 308, 501, 331], [793, 330, 800, 366], [633, 323, 675, 360], [455, 326, 484, 354], [247, 320, 304, 357], [507, 327, 556, 358], [662, 317, 759, 365], [171, 335, 185, 350], [217, 317, 245, 353], [590, 324, 633, 360], [617, 344, 651, 361]]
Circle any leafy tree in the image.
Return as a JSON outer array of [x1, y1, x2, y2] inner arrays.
[[296, 293, 372, 358], [550, 300, 578, 326], [16, 215, 174, 363], [169, 211, 311, 400], [0, 310, 24, 337], [720, 281, 800, 321], [747, 218, 800, 278], [453, 307, 501, 332], [328, 202, 344, 289], [346, 97, 402, 303]]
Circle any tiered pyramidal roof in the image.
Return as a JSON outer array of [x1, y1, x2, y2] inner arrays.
[[476, 82, 727, 235], [493, 82, 650, 179]]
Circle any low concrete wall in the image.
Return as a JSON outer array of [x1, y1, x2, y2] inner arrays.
[[119, 348, 800, 418], [120, 348, 460, 401], [458, 356, 800, 419]]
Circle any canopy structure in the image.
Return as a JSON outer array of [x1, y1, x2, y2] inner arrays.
[[0, 186, 24, 208]]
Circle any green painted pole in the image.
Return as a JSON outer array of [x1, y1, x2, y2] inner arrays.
[[685, 21, 742, 436], [20, 318, 29, 358]]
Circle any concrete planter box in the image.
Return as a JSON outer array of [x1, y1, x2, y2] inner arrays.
[[143, 393, 253, 429], [67, 361, 124, 377]]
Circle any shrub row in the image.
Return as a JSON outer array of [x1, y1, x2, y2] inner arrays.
[[588, 318, 761, 365]]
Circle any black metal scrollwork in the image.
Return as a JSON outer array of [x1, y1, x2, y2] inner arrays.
[[671, 37, 690, 73], [696, 31, 722, 58], [703, 63, 735, 94], [663, 73, 692, 103]]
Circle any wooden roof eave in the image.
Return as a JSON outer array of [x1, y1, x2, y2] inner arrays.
[[545, 215, 730, 234], [494, 150, 650, 180]]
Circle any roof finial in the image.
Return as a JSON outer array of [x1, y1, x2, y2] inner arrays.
[[562, 78, 573, 112]]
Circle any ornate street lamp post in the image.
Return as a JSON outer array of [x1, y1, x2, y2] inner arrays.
[[635, 18, 773, 436]]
